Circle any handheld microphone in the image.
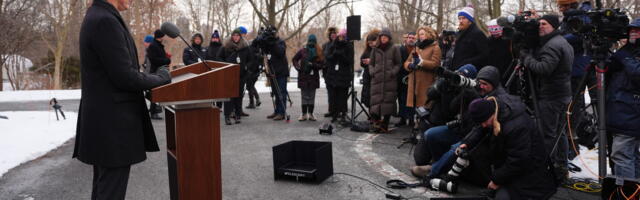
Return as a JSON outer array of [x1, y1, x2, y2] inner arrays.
[[160, 22, 211, 68]]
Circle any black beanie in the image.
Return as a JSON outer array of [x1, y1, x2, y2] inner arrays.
[[154, 29, 165, 39], [469, 98, 496, 123], [540, 15, 560, 29]]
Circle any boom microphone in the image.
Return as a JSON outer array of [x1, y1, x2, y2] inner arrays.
[[160, 22, 181, 39], [160, 22, 210, 68]]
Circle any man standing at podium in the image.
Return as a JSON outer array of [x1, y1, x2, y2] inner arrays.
[[74, 0, 171, 199]]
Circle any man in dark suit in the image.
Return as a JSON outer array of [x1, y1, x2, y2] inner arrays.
[[73, 0, 171, 199]]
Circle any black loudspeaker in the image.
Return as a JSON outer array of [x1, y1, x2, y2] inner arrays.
[[273, 141, 333, 183], [347, 15, 361, 41]]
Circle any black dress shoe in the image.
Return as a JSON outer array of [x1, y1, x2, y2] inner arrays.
[[256, 101, 262, 107], [241, 112, 250, 117], [324, 112, 332, 117], [245, 104, 256, 109]]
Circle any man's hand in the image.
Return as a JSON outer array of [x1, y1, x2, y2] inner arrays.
[[155, 66, 172, 84], [487, 181, 500, 190], [455, 144, 467, 156], [362, 58, 370, 65]]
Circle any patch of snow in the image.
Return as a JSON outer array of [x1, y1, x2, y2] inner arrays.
[[0, 111, 77, 178], [0, 90, 81, 103], [569, 145, 612, 180]]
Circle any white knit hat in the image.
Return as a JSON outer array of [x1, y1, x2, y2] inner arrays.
[[458, 6, 475, 23]]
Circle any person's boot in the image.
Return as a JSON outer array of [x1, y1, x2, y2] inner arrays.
[[410, 165, 432, 178], [307, 105, 316, 121], [299, 105, 308, 121], [241, 112, 250, 117], [273, 114, 285, 121], [234, 115, 241, 124], [324, 112, 332, 117], [267, 113, 277, 119], [255, 96, 262, 107], [224, 117, 232, 125], [245, 103, 256, 109]]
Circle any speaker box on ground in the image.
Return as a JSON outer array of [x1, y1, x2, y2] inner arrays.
[[273, 140, 333, 183], [347, 15, 361, 41]]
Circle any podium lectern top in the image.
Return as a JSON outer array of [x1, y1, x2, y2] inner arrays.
[[151, 61, 239, 106]]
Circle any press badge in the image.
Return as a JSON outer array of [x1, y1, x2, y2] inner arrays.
[[267, 54, 272, 60], [236, 57, 241, 63], [335, 65, 339, 71]]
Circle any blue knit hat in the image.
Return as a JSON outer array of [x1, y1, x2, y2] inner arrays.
[[308, 34, 317, 44], [457, 64, 478, 78], [458, 6, 475, 23], [211, 30, 220, 38], [238, 26, 248, 34], [144, 35, 154, 43]]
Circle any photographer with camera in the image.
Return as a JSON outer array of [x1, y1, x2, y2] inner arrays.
[[521, 15, 574, 181], [606, 18, 640, 180], [449, 6, 489, 71], [409, 64, 478, 178], [455, 97, 556, 199], [252, 26, 289, 121], [291, 34, 324, 121], [218, 28, 253, 125], [323, 29, 354, 123]]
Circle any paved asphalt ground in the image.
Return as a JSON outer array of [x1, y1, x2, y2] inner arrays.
[[0, 89, 600, 199]]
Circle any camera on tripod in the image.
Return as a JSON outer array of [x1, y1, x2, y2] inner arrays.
[[435, 67, 479, 89], [498, 11, 540, 50], [252, 25, 279, 53]]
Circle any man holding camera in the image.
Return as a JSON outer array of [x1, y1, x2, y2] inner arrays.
[[458, 97, 556, 199], [254, 27, 289, 121], [521, 14, 574, 181], [606, 18, 640, 180]]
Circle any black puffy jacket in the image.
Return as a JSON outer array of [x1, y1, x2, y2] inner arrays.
[[523, 30, 573, 100], [450, 24, 489, 70], [324, 40, 354, 87]]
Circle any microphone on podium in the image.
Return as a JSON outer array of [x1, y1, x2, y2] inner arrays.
[[160, 22, 211, 69]]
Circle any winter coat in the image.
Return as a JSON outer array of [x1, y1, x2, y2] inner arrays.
[[218, 37, 252, 79], [263, 39, 289, 78], [206, 42, 222, 61], [397, 45, 414, 95], [360, 48, 373, 107], [450, 24, 489, 70], [427, 79, 479, 135], [324, 40, 354, 87], [606, 45, 640, 138], [246, 44, 264, 80], [182, 44, 207, 66], [523, 30, 573, 100], [147, 39, 170, 73], [487, 37, 513, 76], [463, 94, 556, 199], [369, 43, 402, 116], [403, 42, 441, 107], [292, 46, 324, 89], [74, 0, 170, 167]]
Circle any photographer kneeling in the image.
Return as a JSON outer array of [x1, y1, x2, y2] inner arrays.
[[457, 97, 556, 199], [410, 64, 479, 177]]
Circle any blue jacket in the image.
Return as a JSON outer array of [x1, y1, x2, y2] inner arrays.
[[607, 47, 640, 137]]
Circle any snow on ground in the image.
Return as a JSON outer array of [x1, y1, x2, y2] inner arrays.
[[569, 145, 611, 180], [2, 81, 12, 91], [0, 111, 77, 178], [0, 89, 81, 103]]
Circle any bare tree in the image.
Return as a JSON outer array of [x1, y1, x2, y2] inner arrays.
[[0, 0, 40, 91], [247, 0, 349, 41], [39, 0, 81, 89]]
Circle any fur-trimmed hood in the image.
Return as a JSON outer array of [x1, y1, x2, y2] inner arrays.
[[223, 36, 248, 51]]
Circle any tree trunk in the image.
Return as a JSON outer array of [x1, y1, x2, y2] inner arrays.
[[437, 0, 444, 32], [491, 0, 501, 18]]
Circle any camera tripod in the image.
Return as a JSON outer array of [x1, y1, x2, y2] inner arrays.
[[347, 40, 370, 124], [398, 54, 420, 149], [260, 50, 292, 122]]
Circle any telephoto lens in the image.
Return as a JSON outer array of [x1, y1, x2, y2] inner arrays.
[[448, 156, 470, 178], [429, 178, 458, 193]]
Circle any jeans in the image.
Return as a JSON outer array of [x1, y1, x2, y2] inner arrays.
[[429, 142, 461, 177], [274, 77, 288, 115], [611, 134, 640, 179], [424, 126, 461, 162]]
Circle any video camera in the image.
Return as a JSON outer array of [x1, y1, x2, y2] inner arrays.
[[498, 11, 540, 50], [435, 67, 479, 89], [252, 25, 279, 53], [581, 8, 629, 58]]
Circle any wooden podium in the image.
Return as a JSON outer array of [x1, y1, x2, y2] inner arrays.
[[151, 61, 239, 200]]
